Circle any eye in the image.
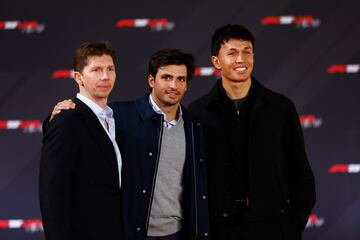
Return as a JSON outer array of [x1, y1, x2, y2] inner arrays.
[[178, 77, 186, 82]]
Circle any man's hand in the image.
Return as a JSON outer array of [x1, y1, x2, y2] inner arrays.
[[50, 99, 76, 121]]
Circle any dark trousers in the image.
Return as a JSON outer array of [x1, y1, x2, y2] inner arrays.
[[146, 231, 181, 240], [210, 217, 302, 240]]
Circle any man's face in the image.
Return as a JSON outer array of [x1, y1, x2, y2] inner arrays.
[[74, 54, 116, 104], [212, 38, 254, 84], [148, 64, 188, 108]]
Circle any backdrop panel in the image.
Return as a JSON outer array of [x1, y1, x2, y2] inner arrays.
[[1, 0, 359, 239]]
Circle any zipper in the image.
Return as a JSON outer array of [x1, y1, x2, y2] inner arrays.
[[145, 115, 164, 231], [191, 122, 199, 239]]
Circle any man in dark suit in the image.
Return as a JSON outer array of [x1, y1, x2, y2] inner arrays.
[[188, 24, 316, 240], [39, 41, 122, 240]]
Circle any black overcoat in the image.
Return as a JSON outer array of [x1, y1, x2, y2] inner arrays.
[[188, 79, 316, 238]]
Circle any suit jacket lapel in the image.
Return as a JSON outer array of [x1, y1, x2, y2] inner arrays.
[[75, 99, 120, 182]]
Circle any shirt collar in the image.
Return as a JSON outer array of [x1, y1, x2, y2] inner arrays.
[[149, 94, 182, 122], [76, 93, 113, 118]]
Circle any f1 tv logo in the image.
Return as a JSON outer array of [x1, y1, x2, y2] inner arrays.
[[0, 219, 43, 233], [306, 214, 325, 228], [328, 64, 360, 74], [299, 115, 322, 129], [52, 69, 73, 79], [194, 67, 220, 77], [261, 15, 320, 28], [116, 18, 175, 31], [0, 20, 45, 33], [329, 164, 360, 174], [0, 120, 42, 133]]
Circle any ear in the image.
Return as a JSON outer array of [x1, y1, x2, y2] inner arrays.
[[148, 74, 155, 88], [73, 71, 83, 86], [211, 56, 221, 70]]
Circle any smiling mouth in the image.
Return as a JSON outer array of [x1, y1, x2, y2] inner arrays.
[[234, 67, 247, 72]]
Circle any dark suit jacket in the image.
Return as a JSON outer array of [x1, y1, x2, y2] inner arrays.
[[39, 98, 121, 240]]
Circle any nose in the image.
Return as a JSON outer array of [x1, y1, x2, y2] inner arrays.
[[169, 79, 178, 88], [101, 70, 111, 80], [235, 53, 244, 63]]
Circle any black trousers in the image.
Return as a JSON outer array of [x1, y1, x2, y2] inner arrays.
[[210, 216, 302, 240]]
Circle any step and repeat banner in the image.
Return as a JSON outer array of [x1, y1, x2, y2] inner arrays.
[[1, 0, 359, 239]]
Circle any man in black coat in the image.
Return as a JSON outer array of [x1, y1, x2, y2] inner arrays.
[[39, 41, 122, 240], [188, 24, 316, 240]]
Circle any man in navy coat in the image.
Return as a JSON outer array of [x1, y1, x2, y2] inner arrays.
[[112, 48, 209, 240]]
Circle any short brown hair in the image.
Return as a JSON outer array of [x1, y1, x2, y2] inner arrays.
[[73, 41, 116, 73]]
